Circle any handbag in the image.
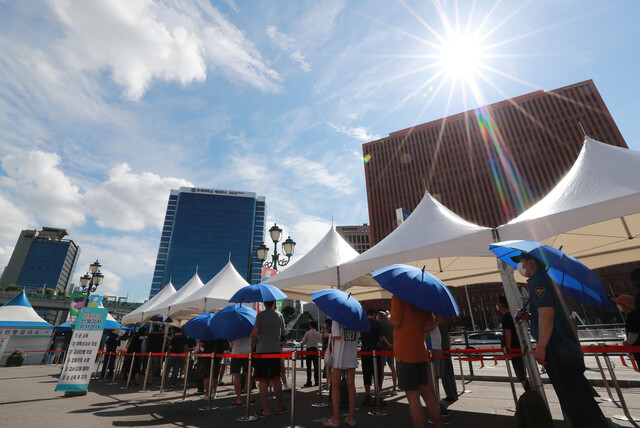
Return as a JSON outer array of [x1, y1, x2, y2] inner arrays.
[[324, 336, 333, 368]]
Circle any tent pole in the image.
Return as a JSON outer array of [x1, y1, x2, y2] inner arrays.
[[496, 257, 548, 406]]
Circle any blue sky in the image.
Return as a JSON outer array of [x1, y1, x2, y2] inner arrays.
[[0, 0, 638, 302]]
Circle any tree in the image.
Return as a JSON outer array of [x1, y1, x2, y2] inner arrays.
[[58, 290, 69, 297], [35, 288, 44, 294], [5, 284, 20, 292], [282, 305, 296, 318], [44, 288, 55, 297]]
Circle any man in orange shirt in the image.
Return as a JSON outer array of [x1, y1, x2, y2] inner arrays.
[[385, 296, 442, 428]]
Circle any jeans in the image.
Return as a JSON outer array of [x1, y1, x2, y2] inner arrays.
[[544, 349, 608, 428], [165, 356, 184, 386]]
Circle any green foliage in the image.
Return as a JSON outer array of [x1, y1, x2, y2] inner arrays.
[[58, 290, 69, 297], [5, 284, 20, 292], [35, 288, 44, 294], [44, 288, 55, 296]]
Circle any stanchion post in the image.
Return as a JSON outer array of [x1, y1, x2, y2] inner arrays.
[[429, 352, 440, 402], [202, 353, 219, 411], [178, 351, 192, 402], [593, 351, 615, 402], [140, 353, 152, 392], [368, 350, 389, 417], [601, 349, 640, 423], [456, 350, 470, 394], [109, 352, 121, 385], [312, 350, 329, 408], [504, 351, 518, 411], [237, 352, 257, 422], [94, 352, 103, 379], [123, 352, 136, 389], [286, 351, 304, 428], [158, 352, 168, 396]]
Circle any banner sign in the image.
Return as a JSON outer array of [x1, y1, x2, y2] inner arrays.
[[69, 293, 88, 328], [261, 267, 277, 282], [256, 300, 283, 313], [55, 307, 107, 392], [0, 327, 52, 338], [87, 295, 104, 308]]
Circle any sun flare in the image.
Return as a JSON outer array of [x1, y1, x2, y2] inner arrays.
[[438, 32, 484, 80]]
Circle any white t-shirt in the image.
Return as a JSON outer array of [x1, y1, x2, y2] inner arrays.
[[331, 321, 360, 369], [231, 336, 252, 354], [429, 326, 442, 350], [301, 328, 322, 349]]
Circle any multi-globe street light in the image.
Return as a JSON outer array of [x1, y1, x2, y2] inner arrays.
[[256, 223, 296, 272], [79, 260, 104, 298]]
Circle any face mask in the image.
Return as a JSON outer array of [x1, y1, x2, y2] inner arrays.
[[516, 262, 527, 276]]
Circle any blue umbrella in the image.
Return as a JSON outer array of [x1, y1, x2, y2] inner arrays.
[[229, 283, 287, 303], [209, 304, 257, 340], [311, 289, 369, 332], [372, 264, 460, 317], [182, 313, 217, 341], [490, 240, 614, 310]]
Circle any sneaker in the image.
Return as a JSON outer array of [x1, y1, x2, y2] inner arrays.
[[218, 381, 226, 386], [391, 387, 397, 396], [361, 396, 374, 407], [440, 408, 452, 418], [303, 382, 313, 387]]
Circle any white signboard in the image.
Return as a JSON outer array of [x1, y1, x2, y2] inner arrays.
[[0, 335, 10, 360], [55, 307, 107, 392]]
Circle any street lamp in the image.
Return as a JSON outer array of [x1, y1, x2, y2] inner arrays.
[[80, 259, 104, 298], [256, 223, 296, 272]]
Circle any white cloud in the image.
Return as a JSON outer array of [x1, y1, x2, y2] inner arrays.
[[85, 163, 193, 231], [328, 122, 381, 142], [266, 25, 311, 72], [48, 0, 281, 100], [1, 150, 85, 227], [280, 156, 356, 194]]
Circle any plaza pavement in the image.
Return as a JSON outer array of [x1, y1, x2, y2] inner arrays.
[[1, 361, 640, 428]]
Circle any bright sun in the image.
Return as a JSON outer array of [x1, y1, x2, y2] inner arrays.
[[438, 32, 484, 80]]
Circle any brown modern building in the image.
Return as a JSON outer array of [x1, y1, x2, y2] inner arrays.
[[362, 80, 634, 327], [363, 79, 627, 244], [335, 224, 371, 254]]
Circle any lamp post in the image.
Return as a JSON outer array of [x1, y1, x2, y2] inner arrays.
[[256, 223, 296, 273], [79, 260, 105, 299]]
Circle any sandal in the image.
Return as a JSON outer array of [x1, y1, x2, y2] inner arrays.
[[323, 419, 340, 427], [256, 410, 269, 418], [344, 417, 357, 426], [275, 406, 288, 414], [231, 400, 243, 406]]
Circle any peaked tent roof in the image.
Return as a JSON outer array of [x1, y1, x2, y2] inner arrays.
[[142, 273, 205, 321], [56, 312, 123, 332], [264, 227, 383, 300], [0, 291, 53, 327], [170, 261, 250, 317], [497, 137, 640, 271], [337, 191, 497, 287], [122, 281, 177, 325]]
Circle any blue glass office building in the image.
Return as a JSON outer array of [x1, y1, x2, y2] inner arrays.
[[149, 187, 266, 299]]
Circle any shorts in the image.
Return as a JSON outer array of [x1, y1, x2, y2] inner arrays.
[[384, 354, 395, 366], [222, 356, 231, 365], [396, 361, 429, 391], [231, 357, 249, 374], [255, 355, 281, 381]]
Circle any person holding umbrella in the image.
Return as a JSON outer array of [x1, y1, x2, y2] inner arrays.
[[513, 252, 609, 428]]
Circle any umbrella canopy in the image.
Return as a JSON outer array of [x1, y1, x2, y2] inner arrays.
[[372, 264, 460, 317], [490, 240, 614, 310], [229, 283, 287, 304], [311, 289, 369, 332], [209, 304, 256, 340], [182, 313, 217, 341]]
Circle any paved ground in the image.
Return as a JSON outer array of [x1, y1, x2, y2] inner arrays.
[[1, 362, 639, 427]]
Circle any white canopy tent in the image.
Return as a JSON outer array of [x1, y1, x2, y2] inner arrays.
[[142, 273, 205, 322], [337, 191, 497, 287], [122, 281, 176, 325], [169, 261, 250, 317], [264, 227, 386, 300], [497, 137, 640, 271]]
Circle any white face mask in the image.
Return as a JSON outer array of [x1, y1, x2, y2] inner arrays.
[[516, 262, 527, 277]]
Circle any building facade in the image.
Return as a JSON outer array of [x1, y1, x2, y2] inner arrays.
[[363, 80, 627, 243], [0, 227, 80, 293], [335, 224, 371, 254], [361, 80, 633, 327], [148, 187, 266, 299]]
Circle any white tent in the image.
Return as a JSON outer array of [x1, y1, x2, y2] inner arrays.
[[497, 137, 640, 270], [337, 191, 497, 287], [169, 261, 250, 317], [0, 291, 53, 365], [265, 227, 386, 300], [122, 281, 176, 325], [142, 273, 205, 322]]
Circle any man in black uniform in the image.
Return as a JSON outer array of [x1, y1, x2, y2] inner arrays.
[[360, 308, 392, 406]]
